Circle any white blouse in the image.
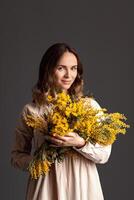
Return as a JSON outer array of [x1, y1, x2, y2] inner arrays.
[[11, 98, 112, 200]]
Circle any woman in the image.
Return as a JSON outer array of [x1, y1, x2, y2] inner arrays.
[[11, 43, 112, 200]]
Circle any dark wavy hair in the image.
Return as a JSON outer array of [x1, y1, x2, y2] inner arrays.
[[32, 43, 84, 105]]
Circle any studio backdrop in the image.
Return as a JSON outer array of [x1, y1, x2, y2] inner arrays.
[[0, 1, 133, 200]]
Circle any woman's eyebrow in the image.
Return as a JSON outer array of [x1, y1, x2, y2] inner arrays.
[[56, 64, 78, 67]]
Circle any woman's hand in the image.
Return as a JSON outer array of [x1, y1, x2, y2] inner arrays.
[[44, 132, 86, 148]]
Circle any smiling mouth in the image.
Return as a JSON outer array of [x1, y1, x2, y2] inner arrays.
[[62, 80, 71, 84]]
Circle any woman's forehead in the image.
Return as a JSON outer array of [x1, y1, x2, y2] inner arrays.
[[57, 52, 78, 65]]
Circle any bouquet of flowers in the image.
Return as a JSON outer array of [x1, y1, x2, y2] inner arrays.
[[24, 92, 129, 179]]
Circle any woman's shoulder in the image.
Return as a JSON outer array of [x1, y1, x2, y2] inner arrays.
[[22, 100, 50, 117], [84, 97, 101, 110], [22, 101, 37, 111], [21, 102, 43, 117]]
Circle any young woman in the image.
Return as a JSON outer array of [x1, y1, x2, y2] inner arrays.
[[11, 43, 112, 200]]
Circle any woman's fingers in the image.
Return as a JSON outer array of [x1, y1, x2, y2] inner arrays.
[[44, 132, 82, 147], [52, 134, 67, 141], [65, 132, 78, 137], [45, 135, 65, 146]]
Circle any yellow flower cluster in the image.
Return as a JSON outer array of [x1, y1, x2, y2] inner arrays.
[[65, 99, 87, 117], [28, 159, 51, 179], [24, 91, 130, 179], [91, 112, 129, 145], [50, 112, 72, 136], [24, 114, 47, 130], [48, 92, 72, 111]]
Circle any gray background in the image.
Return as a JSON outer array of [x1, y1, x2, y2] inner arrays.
[[0, 0, 133, 199]]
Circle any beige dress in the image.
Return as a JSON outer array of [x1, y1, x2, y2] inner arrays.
[[11, 98, 112, 200]]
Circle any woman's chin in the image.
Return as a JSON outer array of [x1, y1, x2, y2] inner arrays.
[[56, 84, 72, 91]]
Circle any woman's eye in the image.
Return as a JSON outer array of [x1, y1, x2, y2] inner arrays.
[[72, 66, 77, 70], [57, 67, 63, 71]]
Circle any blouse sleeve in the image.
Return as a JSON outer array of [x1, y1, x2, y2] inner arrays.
[[11, 104, 34, 171], [73, 98, 112, 164]]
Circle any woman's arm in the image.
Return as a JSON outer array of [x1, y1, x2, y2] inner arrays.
[[73, 98, 112, 164], [73, 142, 112, 164], [11, 104, 34, 171]]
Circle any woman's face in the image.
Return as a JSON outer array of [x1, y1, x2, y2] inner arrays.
[[54, 52, 78, 91]]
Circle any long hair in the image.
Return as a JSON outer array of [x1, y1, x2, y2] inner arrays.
[[32, 43, 84, 105]]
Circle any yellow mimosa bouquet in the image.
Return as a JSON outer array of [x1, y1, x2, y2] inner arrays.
[[24, 92, 129, 179]]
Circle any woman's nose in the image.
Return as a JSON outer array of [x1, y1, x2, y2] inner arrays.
[[64, 70, 71, 78]]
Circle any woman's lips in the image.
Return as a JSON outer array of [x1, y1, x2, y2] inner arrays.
[[62, 80, 71, 84]]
